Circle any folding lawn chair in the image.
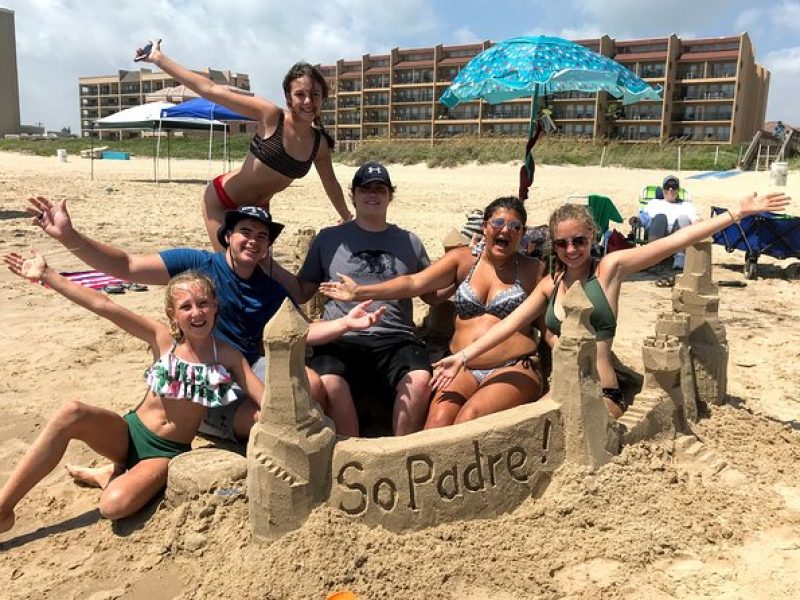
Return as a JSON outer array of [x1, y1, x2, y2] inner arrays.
[[710, 207, 800, 279], [630, 184, 693, 244]]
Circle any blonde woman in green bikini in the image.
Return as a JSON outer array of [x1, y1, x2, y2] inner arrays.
[[431, 191, 791, 418], [0, 253, 262, 534]]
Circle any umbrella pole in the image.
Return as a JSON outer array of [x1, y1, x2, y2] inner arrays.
[[156, 121, 164, 183], [168, 130, 171, 181], [525, 86, 539, 178]]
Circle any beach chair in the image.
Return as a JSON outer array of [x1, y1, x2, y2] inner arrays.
[[710, 207, 800, 279], [630, 184, 693, 244]]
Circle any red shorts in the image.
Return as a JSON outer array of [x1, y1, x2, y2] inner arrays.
[[212, 174, 237, 210]]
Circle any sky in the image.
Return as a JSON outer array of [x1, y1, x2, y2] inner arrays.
[[4, 0, 800, 132]]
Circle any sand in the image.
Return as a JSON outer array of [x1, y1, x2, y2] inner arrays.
[[0, 150, 799, 599]]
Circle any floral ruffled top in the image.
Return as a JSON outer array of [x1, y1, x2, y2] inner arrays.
[[145, 341, 237, 407]]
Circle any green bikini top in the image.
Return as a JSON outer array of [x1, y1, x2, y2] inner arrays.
[[545, 261, 617, 340]]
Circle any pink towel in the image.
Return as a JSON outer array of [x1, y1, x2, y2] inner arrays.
[[41, 270, 128, 290]]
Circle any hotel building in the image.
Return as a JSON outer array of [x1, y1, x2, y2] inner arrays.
[[318, 33, 769, 145], [0, 8, 21, 136], [78, 68, 251, 138]]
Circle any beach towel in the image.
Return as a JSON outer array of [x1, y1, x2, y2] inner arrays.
[[41, 270, 129, 290]]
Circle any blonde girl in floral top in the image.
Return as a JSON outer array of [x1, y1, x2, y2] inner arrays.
[[0, 253, 262, 535]]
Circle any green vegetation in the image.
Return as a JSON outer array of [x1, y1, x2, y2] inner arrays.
[[0, 134, 757, 172], [336, 137, 745, 171], [0, 134, 250, 161]]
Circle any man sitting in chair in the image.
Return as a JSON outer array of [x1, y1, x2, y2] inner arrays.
[[633, 175, 698, 269]]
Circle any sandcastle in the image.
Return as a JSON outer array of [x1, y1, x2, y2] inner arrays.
[[169, 238, 730, 538]]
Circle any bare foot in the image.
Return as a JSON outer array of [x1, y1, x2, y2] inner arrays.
[[65, 463, 121, 489], [0, 510, 15, 534]]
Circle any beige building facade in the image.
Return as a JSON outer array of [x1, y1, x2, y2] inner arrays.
[[0, 8, 21, 136], [79, 68, 252, 138], [318, 33, 769, 145]]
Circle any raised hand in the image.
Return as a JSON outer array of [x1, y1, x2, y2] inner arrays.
[[4, 250, 47, 282], [343, 300, 386, 331], [738, 192, 791, 217], [319, 273, 358, 301], [27, 196, 73, 240], [430, 354, 464, 391], [134, 38, 162, 63]]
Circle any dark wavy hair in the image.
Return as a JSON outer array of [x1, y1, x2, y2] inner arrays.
[[483, 196, 527, 225], [283, 62, 335, 149]]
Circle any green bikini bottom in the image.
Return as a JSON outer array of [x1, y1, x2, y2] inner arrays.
[[123, 411, 191, 470]]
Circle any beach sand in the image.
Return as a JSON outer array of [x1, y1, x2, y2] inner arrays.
[[1, 151, 799, 599]]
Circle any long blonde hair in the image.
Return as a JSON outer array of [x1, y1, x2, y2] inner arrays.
[[164, 271, 217, 341]]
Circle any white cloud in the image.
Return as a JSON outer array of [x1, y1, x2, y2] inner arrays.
[[769, 1, 800, 33], [5, 0, 437, 130], [763, 47, 800, 74], [763, 47, 800, 123], [735, 7, 762, 30], [449, 26, 480, 45]]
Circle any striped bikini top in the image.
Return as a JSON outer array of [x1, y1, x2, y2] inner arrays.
[[145, 340, 237, 408], [249, 111, 320, 179]]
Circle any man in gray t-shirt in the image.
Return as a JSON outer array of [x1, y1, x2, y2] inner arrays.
[[293, 162, 438, 437]]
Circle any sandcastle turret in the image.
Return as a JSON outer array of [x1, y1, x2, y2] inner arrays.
[[671, 240, 728, 405], [292, 227, 326, 321], [247, 299, 336, 542], [551, 282, 615, 468]]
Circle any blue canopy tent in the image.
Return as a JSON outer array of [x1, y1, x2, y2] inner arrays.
[[161, 99, 254, 179]]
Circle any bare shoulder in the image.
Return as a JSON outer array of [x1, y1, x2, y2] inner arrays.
[[215, 338, 246, 367]]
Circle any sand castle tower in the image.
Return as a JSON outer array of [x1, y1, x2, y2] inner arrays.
[[671, 240, 729, 405], [551, 282, 616, 468], [292, 228, 325, 320], [247, 299, 336, 542]]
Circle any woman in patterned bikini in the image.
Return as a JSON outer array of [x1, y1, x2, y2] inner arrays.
[[134, 39, 353, 251], [0, 254, 262, 533]]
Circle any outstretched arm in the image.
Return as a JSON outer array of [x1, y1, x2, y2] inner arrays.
[[135, 39, 276, 123], [306, 300, 386, 346], [608, 191, 791, 279], [27, 196, 171, 285], [4, 250, 162, 350], [314, 147, 353, 223], [319, 249, 463, 302], [430, 279, 551, 390]]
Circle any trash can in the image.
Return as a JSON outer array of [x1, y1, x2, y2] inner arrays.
[[770, 161, 788, 186], [56, 149, 67, 162]]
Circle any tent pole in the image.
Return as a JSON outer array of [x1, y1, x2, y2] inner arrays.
[[207, 121, 214, 184], [152, 126, 157, 183], [90, 122, 95, 181]]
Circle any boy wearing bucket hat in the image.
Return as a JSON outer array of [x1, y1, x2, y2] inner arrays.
[[26, 198, 382, 443], [287, 162, 439, 437]]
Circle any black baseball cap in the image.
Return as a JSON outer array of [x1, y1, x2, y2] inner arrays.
[[663, 175, 680, 188], [352, 161, 393, 188], [216, 206, 284, 248]]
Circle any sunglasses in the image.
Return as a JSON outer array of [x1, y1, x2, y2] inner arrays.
[[487, 217, 524, 233], [663, 184, 678, 191], [553, 235, 590, 249]]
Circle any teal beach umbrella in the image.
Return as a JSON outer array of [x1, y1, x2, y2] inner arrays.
[[440, 35, 663, 199]]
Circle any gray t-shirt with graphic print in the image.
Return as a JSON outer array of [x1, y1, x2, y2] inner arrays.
[[298, 220, 431, 338]]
